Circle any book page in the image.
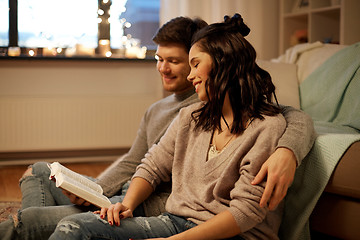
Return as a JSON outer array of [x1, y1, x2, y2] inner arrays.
[[56, 173, 111, 208], [49, 162, 103, 194]]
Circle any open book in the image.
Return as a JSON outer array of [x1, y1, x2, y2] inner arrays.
[[48, 162, 111, 208]]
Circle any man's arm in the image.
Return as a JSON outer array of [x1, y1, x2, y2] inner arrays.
[[277, 105, 317, 165], [252, 105, 316, 210]]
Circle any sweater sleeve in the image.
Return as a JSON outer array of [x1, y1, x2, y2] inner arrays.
[[96, 112, 151, 197], [228, 115, 287, 233], [278, 105, 317, 166]]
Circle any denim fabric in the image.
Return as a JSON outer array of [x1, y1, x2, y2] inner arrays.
[[0, 162, 144, 240], [20, 162, 73, 209], [49, 212, 245, 240], [0, 199, 145, 240], [0, 205, 86, 240], [49, 212, 194, 240]]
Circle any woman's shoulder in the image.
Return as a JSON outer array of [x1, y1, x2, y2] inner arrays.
[[264, 113, 286, 124], [178, 101, 205, 116], [252, 114, 287, 133], [170, 102, 205, 129]]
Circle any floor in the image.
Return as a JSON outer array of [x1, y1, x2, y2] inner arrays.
[[0, 162, 111, 202]]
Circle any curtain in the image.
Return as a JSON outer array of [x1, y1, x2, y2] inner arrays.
[[159, 0, 280, 60]]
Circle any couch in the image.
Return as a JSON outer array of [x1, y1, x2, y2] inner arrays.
[[257, 42, 360, 240]]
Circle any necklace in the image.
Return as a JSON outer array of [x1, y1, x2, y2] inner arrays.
[[209, 117, 253, 154], [210, 129, 235, 154]]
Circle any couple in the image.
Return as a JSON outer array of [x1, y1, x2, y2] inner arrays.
[[1, 14, 315, 240]]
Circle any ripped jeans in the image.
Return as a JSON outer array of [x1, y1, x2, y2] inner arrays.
[[20, 162, 75, 209], [49, 212, 244, 240], [49, 212, 197, 240], [0, 162, 144, 240]]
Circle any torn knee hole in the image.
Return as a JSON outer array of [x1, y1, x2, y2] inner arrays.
[[57, 221, 80, 234], [21, 167, 33, 178], [19, 167, 34, 183], [11, 214, 19, 227]]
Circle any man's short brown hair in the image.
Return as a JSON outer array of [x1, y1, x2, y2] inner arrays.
[[152, 17, 208, 53]]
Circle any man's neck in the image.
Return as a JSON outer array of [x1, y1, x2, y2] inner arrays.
[[174, 87, 196, 100]]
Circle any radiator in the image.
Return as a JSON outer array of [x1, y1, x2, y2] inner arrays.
[[0, 95, 156, 152]]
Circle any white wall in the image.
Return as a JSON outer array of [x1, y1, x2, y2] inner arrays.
[[160, 0, 280, 60], [0, 59, 162, 153]]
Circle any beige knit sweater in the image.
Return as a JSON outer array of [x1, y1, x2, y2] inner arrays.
[[133, 102, 287, 240]]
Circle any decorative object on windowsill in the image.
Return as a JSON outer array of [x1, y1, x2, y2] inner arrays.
[[125, 45, 147, 59], [27, 48, 38, 57], [122, 36, 147, 59], [292, 0, 309, 13], [65, 44, 95, 57], [42, 47, 57, 57], [8, 47, 21, 57], [76, 44, 95, 56], [98, 39, 111, 57]]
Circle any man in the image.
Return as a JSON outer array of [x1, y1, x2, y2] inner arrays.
[[0, 17, 315, 240]]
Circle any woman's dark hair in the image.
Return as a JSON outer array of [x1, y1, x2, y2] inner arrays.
[[191, 13, 280, 134], [152, 16, 208, 53]]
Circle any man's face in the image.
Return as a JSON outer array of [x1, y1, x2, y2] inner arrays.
[[155, 43, 193, 95]]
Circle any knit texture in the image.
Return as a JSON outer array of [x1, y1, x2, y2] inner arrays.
[[134, 102, 287, 239]]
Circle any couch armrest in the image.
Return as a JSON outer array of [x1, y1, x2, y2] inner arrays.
[[324, 141, 360, 199]]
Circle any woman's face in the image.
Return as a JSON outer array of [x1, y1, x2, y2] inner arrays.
[[187, 43, 213, 101]]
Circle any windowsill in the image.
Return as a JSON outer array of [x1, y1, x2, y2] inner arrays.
[[0, 55, 156, 62]]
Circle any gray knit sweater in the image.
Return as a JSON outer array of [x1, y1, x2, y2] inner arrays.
[[133, 102, 287, 239]]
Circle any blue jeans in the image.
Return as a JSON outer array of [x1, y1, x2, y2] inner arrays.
[[49, 212, 193, 240], [20, 162, 74, 209], [49, 212, 244, 240], [0, 162, 143, 240]]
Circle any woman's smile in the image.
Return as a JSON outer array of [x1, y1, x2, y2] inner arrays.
[[193, 81, 202, 93], [188, 43, 213, 101]]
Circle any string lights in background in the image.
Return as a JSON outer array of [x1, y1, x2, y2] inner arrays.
[[97, 0, 147, 59]]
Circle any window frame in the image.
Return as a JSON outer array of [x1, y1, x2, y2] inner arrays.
[[9, 0, 18, 47]]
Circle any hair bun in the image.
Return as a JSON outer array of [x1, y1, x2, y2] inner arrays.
[[223, 13, 250, 37]]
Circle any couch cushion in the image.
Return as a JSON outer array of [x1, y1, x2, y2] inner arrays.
[[257, 60, 300, 109], [296, 44, 347, 84]]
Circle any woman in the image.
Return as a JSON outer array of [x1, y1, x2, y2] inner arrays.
[[49, 13, 286, 240]]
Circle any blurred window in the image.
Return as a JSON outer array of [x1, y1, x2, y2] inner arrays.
[[18, 0, 98, 48], [111, 0, 159, 50], [0, 0, 159, 57]]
